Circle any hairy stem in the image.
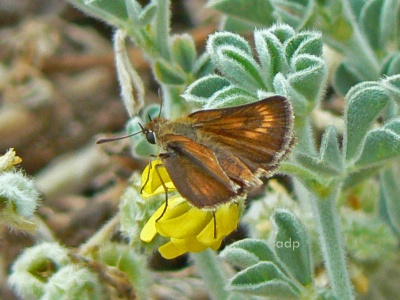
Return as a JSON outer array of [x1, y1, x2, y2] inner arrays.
[[191, 249, 231, 300], [310, 185, 354, 299]]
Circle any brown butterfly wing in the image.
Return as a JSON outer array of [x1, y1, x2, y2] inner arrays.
[[160, 134, 241, 208], [187, 96, 294, 174]]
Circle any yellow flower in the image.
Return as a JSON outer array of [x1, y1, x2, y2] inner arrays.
[[140, 160, 176, 197], [140, 160, 241, 259], [0, 148, 22, 172]]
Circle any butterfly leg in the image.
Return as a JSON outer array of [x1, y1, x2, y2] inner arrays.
[[154, 163, 170, 222], [212, 210, 217, 239], [140, 157, 154, 194]]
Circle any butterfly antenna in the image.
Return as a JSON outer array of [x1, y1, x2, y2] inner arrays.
[[157, 88, 163, 118], [96, 123, 145, 144], [148, 113, 152, 121]]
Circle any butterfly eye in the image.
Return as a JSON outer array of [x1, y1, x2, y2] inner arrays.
[[146, 130, 157, 144]]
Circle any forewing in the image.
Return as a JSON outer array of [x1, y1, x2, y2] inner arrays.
[[188, 96, 294, 172], [160, 134, 240, 208]]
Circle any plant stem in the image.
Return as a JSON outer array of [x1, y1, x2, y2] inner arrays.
[[310, 185, 354, 300], [191, 249, 230, 300]]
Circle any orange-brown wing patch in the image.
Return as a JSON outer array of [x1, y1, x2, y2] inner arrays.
[[160, 134, 240, 208], [188, 96, 294, 173]]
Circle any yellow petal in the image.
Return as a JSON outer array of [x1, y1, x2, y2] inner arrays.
[[158, 237, 209, 259], [141, 160, 175, 197], [197, 203, 239, 244], [156, 206, 212, 239], [140, 197, 187, 242], [140, 205, 164, 242]]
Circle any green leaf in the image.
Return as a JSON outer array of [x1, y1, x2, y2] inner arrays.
[[359, 0, 399, 51], [272, 210, 313, 286], [288, 54, 326, 105], [69, 0, 129, 28], [124, 0, 142, 22], [138, 2, 158, 25], [344, 82, 390, 162], [272, 0, 316, 30], [182, 74, 231, 103], [354, 118, 400, 168], [273, 73, 309, 115], [220, 16, 257, 33], [204, 86, 254, 108], [153, 59, 186, 85], [254, 29, 288, 87], [295, 153, 342, 177], [211, 46, 266, 93], [380, 167, 400, 235], [319, 126, 343, 169], [294, 126, 342, 177], [381, 74, 400, 104], [208, 0, 276, 27], [285, 31, 323, 59], [228, 262, 300, 298], [220, 239, 287, 272], [382, 53, 400, 76], [192, 53, 214, 79], [207, 32, 252, 56], [152, 0, 171, 60], [171, 34, 197, 73], [332, 61, 365, 96], [342, 165, 381, 190]]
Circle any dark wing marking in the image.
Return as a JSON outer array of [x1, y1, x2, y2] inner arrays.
[[187, 96, 294, 173], [160, 134, 241, 208]]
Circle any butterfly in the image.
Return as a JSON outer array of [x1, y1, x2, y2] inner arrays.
[[139, 95, 294, 210]]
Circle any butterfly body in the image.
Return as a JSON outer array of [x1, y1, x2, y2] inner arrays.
[[143, 96, 294, 209]]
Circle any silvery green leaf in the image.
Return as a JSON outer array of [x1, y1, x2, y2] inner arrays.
[[268, 23, 296, 43], [382, 53, 400, 76], [354, 118, 400, 168], [152, 0, 171, 60], [69, 0, 128, 30], [207, 32, 252, 56], [153, 59, 186, 85], [254, 30, 288, 87], [182, 74, 231, 104], [208, 0, 275, 27], [288, 54, 326, 106], [138, 2, 157, 25], [192, 53, 214, 79], [272, 0, 316, 30], [125, 0, 142, 22], [204, 86, 255, 108], [171, 34, 197, 73], [320, 126, 342, 168], [332, 61, 365, 96], [295, 153, 342, 176], [272, 209, 313, 286], [380, 167, 400, 235], [211, 46, 266, 93], [382, 74, 400, 103], [285, 31, 323, 59], [221, 16, 257, 32], [342, 165, 381, 190], [359, 0, 399, 51], [273, 74, 309, 115], [344, 82, 390, 163], [227, 262, 301, 298], [220, 239, 287, 273]]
